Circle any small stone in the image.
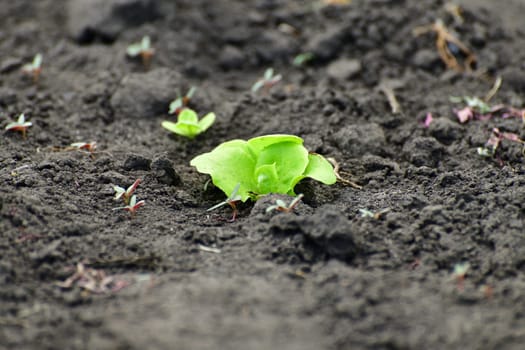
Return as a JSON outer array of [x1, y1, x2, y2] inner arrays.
[[0, 57, 22, 73], [29, 240, 62, 262], [402, 136, 445, 168], [333, 123, 386, 158], [110, 68, 184, 118], [412, 49, 440, 70], [361, 155, 401, 174], [151, 156, 180, 185], [123, 154, 151, 171], [218, 45, 245, 70], [502, 68, 525, 93], [0, 87, 17, 106], [428, 117, 464, 145], [306, 25, 346, 62], [67, 0, 161, 43], [327, 59, 362, 80]]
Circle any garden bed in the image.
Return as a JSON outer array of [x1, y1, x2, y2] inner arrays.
[[1, 0, 524, 349]]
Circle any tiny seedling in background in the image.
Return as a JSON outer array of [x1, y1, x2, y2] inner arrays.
[[162, 108, 215, 139], [293, 52, 314, 67], [266, 194, 304, 213], [421, 112, 433, 128], [359, 208, 390, 219], [21, 53, 42, 83], [70, 141, 97, 158], [113, 179, 141, 205], [452, 262, 470, 291], [5, 113, 32, 139], [207, 183, 242, 222], [451, 94, 525, 124], [113, 195, 145, 217], [169, 87, 197, 115], [477, 127, 524, 160], [322, 0, 352, 5], [127, 36, 154, 69], [251, 68, 282, 94]]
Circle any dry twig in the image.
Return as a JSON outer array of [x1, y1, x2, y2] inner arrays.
[[413, 19, 476, 72]]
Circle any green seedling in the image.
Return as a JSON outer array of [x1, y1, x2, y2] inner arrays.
[[21, 53, 42, 83], [112, 195, 145, 217], [266, 194, 304, 213], [207, 183, 242, 222], [169, 87, 197, 115], [127, 36, 154, 69], [293, 52, 314, 67], [477, 127, 524, 161], [190, 134, 337, 202], [70, 141, 97, 158], [452, 262, 470, 291], [5, 113, 32, 139], [162, 108, 215, 139], [450, 96, 491, 114], [251, 68, 282, 93], [359, 208, 390, 219], [322, 0, 352, 5], [113, 179, 141, 205]]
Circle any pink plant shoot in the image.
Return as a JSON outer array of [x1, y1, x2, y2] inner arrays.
[[421, 112, 434, 128], [5, 113, 32, 139], [113, 179, 141, 205], [113, 195, 145, 217]]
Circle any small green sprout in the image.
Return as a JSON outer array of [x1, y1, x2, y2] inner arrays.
[[161, 108, 215, 139], [322, 0, 352, 5], [112, 195, 145, 217], [293, 52, 314, 67], [266, 194, 304, 213], [113, 179, 141, 205], [127, 36, 154, 69], [5, 113, 32, 139], [452, 262, 470, 291], [70, 141, 97, 158], [169, 87, 197, 115], [251, 68, 282, 93], [359, 208, 390, 219], [450, 96, 491, 114], [21, 53, 42, 83], [190, 134, 336, 202], [477, 127, 524, 160], [207, 183, 242, 222]]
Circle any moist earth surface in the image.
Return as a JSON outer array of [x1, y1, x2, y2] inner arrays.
[[1, 1, 525, 349]]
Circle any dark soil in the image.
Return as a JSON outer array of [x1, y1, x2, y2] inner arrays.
[[1, 0, 525, 349]]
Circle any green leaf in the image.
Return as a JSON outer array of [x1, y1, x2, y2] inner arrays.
[[162, 109, 215, 138], [303, 153, 337, 184], [256, 141, 308, 193], [247, 134, 302, 154], [190, 140, 257, 201], [141, 36, 151, 50], [251, 80, 265, 93], [161, 121, 199, 138], [178, 109, 199, 123], [168, 98, 183, 114], [254, 163, 280, 194], [198, 112, 216, 132], [126, 43, 143, 56], [33, 54, 42, 68], [264, 68, 274, 80], [191, 134, 336, 202]]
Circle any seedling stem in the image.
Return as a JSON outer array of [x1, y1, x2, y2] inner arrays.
[[207, 183, 242, 222], [266, 194, 304, 213], [5, 113, 32, 139]]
